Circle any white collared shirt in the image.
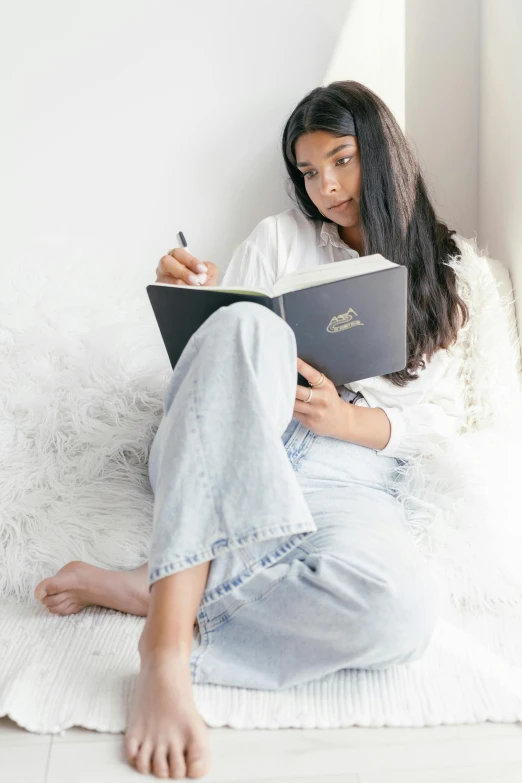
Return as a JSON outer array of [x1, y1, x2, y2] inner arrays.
[[220, 207, 465, 461]]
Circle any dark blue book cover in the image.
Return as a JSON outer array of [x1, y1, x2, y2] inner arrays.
[[146, 259, 407, 387]]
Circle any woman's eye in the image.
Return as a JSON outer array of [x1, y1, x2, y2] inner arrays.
[[303, 157, 352, 180]]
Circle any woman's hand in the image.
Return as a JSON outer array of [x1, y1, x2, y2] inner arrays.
[[294, 357, 351, 439], [155, 248, 219, 287]]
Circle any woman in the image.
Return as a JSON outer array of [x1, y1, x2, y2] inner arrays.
[[34, 80, 469, 778]]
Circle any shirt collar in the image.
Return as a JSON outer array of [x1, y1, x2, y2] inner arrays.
[[318, 221, 360, 257]]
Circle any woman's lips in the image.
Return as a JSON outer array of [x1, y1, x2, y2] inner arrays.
[[329, 199, 352, 210]]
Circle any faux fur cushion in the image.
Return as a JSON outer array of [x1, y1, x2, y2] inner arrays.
[[1, 243, 521, 612], [386, 236, 522, 613], [0, 264, 168, 599]]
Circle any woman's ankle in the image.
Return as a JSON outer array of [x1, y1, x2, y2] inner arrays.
[[139, 647, 193, 671], [138, 629, 193, 665]]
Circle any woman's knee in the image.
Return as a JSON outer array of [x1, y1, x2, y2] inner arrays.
[[203, 301, 294, 344], [369, 566, 440, 664], [200, 302, 297, 396], [302, 545, 439, 664]]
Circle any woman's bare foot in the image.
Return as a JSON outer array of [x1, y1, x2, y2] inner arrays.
[[33, 561, 149, 616], [125, 640, 210, 779]]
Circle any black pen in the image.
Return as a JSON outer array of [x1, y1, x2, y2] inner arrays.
[[176, 230, 208, 286]]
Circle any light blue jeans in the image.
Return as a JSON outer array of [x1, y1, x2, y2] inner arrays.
[[147, 302, 440, 691]]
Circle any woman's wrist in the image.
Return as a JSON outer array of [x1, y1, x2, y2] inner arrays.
[[337, 399, 355, 441], [337, 399, 392, 450]]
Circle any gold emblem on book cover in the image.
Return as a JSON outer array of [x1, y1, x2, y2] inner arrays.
[[327, 308, 364, 333]]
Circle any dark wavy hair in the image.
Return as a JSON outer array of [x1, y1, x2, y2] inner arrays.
[[282, 80, 469, 387]]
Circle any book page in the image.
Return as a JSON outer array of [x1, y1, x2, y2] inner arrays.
[[271, 254, 396, 297], [150, 282, 272, 297]]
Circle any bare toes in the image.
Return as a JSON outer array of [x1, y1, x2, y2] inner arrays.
[[136, 741, 153, 775], [63, 602, 83, 615], [152, 746, 170, 778], [43, 593, 70, 608], [47, 599, 73, 615], [124, 735, 139, 766], [47, 600, 83, 616], [168, 745, 187, 779], [186, 755, 210, 779], [34, 578, 55, 600]]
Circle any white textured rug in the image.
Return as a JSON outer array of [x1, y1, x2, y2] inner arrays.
[[1, 595, 521, 734]]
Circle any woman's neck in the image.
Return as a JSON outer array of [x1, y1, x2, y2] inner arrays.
[[339, 225, 364, 256]]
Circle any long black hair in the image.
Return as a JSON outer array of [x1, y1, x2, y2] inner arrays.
[[282, 80, 469, 387]]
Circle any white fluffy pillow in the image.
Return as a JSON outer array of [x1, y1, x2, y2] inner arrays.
[[0, 262, 170, 599], [389, 402, 522, 615], [388, 237, 522, 613]]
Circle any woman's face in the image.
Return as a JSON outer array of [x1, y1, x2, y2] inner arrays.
[[294, 131, 361, 229]]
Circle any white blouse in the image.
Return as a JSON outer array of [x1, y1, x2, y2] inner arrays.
[[220, 207, 466, 461]]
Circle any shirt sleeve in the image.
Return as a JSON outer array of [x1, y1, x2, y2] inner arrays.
[[372, 348, 465, 461], [220, 219, 278, 291], [376, 399, 462, 461]]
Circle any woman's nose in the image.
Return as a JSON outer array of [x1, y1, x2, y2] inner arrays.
[[319, 172, 341, 195], [320, 169, 339, 193]]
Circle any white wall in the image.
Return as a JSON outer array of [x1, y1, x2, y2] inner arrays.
[[479, 0, 522, 331], [0, 0, 348, 295], [1, 0, 503, 307], [323, 0, 405, 130], [319, 0, 481, 241], [405, 0, 480, 241]]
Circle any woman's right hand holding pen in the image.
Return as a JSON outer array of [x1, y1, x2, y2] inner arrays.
[[156, 248, 219, 287]]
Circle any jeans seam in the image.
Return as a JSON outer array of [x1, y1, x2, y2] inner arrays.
[[292, 546, 390, 588], [287, 429, 316, 472], [149, 524, 314, 592], [200, 529, 312, 606], [189, 365, 224, 532], [190, 605, 211, 682], [202, 569, 291, 634], [205, 542, 311, 630], [200, 530, 312, 607], [283, 420, 304, 452]]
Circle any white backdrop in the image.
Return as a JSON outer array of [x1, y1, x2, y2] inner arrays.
[[405, 0, 480, 243], [1, 0, 489, 306], [0, 0, 348, 296], [479, 0, 522, 338]]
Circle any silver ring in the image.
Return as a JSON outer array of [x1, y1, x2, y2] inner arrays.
[[305, 387, 313, 403], [310, 372, 325, 387]]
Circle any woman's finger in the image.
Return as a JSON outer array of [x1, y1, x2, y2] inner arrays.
[[167, 248, 208, 276], [294, 400, 313, 415], [295, 384, 313, 402], [297, 357, 327, 386], [158, 255, 194, 285]]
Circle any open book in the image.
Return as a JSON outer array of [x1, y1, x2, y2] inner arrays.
[[147, 253, 408, 386]]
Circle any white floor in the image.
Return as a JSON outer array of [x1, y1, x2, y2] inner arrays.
[[2, 715, 522, 782]]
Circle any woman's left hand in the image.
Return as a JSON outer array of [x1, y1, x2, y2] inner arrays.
[[294, 357, 349, 438]]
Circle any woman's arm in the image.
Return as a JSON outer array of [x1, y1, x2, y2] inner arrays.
[[337, 344, 465, 460], [337, 402, 392, 451]]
